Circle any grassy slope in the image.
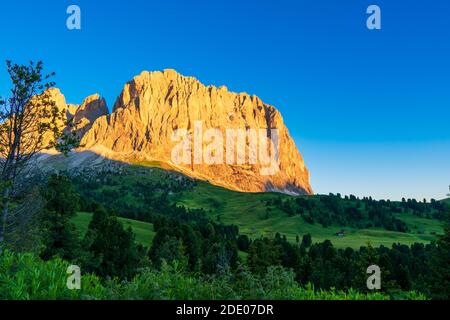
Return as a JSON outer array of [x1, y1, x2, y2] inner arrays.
[[72, 212, 155, 247], [74, 165, 444, 249], [71, 211, 253, 258], [177, 181, 443, 249]]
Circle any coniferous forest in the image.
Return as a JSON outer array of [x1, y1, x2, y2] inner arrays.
[[1, 171, 449, 300]]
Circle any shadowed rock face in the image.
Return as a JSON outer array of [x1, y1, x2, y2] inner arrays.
[[46, 70, 312, 195], [43, 88, 108, 139], [73, 94, 108, 137]]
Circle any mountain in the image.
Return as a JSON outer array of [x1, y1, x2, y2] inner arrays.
[[43, 70, 312, 195], [41, 88, 108, 139]]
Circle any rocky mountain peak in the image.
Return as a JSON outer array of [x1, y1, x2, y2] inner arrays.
[[39, 89, 108, 139], [73, 94, 109, 137], [79, 69, 312, 195]]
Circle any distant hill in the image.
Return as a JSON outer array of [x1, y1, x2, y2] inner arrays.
[[72, 212, 155, 247], [70, 165, 444, 249], [177, 180, 444, 249]]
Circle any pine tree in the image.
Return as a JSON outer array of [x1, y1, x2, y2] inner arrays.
[[82, 207, 141, 279], [427, 220, 450, 299], [40, 175, 80, 261]]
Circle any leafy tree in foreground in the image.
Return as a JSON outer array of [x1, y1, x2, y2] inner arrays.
[[0, 61, 78, 249], [4, 187, 44, 253]]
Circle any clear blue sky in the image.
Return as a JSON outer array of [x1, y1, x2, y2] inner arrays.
[[1, 0, 449, 200]]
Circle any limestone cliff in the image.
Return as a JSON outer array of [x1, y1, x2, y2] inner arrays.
[[41, 89, 108, 140], [77, 70, 312, 195]]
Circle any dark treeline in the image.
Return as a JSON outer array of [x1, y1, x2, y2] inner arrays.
[[37, 174, 448, 299], [73, 172, 196, 223], [150, 215, 239, 274], [44, 174, 241, 278], [38, 175, 145, 279], [243, 231, 449, 299], [268, 193, 448, 231]]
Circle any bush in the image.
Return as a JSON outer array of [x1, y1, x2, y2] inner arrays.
[[0, 250, 107, 299], [0, 250, 428, 300]]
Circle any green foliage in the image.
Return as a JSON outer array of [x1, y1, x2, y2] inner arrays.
[[0, 249, 106, 300], [3, 188, 44, 254], [237, 234, 251, 252], [301, 233, 312, 248], [40, 175, 81, 261], [72, 167, 445, 249], [177, 181, 444, 249], [43, 175, 80, 216], [149, 214, 239, 275], [1, 250, 426, 300], [270, 194, 424, 231], [149, 233, 186, 269], [248, 238, 281, 275], [80, 207, 143, 280], [72, 212, 155, 247], [25, 172, 445, 299], [245, 232, 442, 297], [427, 219, 450, 299], [2, 168, 446, 300], [72, 167, 195, 220]]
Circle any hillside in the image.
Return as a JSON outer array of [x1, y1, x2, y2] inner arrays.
[[71, 165, 444, 249], [37, 70, 447, 250], [177, 182, 443, 248], [72, 212, 155, 246]]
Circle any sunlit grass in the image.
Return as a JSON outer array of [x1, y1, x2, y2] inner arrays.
[[72, 212, 155, 247], [177, 182, 443, 249]]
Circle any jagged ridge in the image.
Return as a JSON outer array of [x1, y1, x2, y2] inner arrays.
[[44, 70, 312, 195]]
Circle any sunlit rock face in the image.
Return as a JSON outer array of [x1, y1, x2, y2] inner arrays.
[[41, 88, 108, 140], [45, 70, 312, 195]]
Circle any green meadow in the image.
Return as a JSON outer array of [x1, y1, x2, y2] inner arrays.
[[73, 166, 445, 250], [72, 212, 156, 247], [177, 181, 444, 249]]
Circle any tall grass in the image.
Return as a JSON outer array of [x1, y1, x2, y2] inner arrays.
[[0, 250, 426, 300]]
